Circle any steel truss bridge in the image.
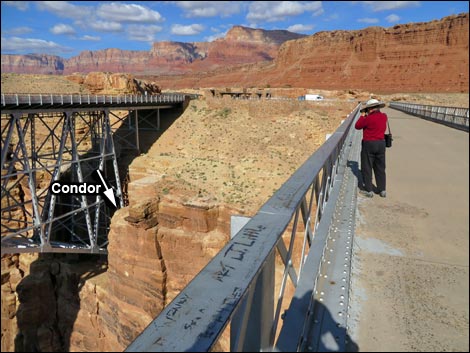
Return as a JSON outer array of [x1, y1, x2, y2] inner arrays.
[[2, 95, 467, 351], [1, 93, 188, 254]]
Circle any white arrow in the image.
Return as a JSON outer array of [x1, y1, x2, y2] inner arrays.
[[96, 169, 117, 208]]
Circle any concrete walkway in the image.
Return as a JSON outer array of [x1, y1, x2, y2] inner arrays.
[[348, 108, 469, 351]]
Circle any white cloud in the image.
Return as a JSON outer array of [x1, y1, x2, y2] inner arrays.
[[386, 14, 401, 23], [97, 3, 164, 23], [247, 1, 323, 23], [175, 1, 242, 18], [355, 1, 420, 12], [4, 26, 33, 35], [127, 25, 163, 42], [80, 35, 101, 41], [287, 24, 314, 33], [1, 36, 73, 55], [36, 1, 92, 20], [50, 23, 76, 35], [3, 1, 29, 11], [358, 17, 379, 24], [171, 24, 205, 36], [86, 21, 123, 33]]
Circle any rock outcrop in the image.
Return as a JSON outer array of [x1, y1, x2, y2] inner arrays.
[[270, 13, 469, 92], [1, 54, 64, 74], [148, 13, 470, 93], [2, 26, 304, 75], [65, 72, 161, 94], [3, 15, 467, 93]]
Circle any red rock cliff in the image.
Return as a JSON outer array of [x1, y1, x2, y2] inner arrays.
[[1, 54, 64, 74], [270, 13, 469, 92], [153, 13, 469, 93], [2, 26, 303, 76]]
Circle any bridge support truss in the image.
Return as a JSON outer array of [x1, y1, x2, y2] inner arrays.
[[1, 109, 123, 254]]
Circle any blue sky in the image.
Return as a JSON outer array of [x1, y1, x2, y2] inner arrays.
[[1, 1, 468, 58]]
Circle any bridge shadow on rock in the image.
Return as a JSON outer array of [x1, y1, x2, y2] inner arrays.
[[14, 253, 107, 352], [111, 105, 187, 205]]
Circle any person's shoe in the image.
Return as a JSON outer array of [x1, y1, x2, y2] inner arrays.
[[359, 190, 374, 198], [380, 190, 387, 198]]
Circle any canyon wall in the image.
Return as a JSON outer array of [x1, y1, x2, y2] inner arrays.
[[1, 54, 64, 74], [151, 13, 470, 93], [2, 15, 468, 92], [270, 12, 469, 92], [1, 26, 304, 75]]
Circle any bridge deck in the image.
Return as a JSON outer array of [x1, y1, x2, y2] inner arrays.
[[349, 108, 469, 351]]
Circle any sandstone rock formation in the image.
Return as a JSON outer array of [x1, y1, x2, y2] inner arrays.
[[270, 13, 469, 92], [2, 15, 467, 93], [1, 54, 64, 74], [150, 13, 470, 93], [1, 26, 303, 76], [65, 72, 161, 94]]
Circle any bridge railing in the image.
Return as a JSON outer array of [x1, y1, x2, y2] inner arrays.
[[1, 93, 187, 108], [126, 104, 361, 352], [389, 101, 469, 132]]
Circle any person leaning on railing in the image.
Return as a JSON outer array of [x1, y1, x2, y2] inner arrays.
[[354, 99, 388, 198]]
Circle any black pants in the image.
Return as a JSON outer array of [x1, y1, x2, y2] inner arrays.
[[361, 140, 386, 192]]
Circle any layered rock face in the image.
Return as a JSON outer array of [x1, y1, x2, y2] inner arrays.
[[271, 13, 469, 92], [1, 54, 64, 74], [64, 174, 234, 351], [64, 49, 149, 74], [65, 72, 161, 94], [226, 25, 306, 45], [2, 26, 303, 75], [151, 13, 470, 93]]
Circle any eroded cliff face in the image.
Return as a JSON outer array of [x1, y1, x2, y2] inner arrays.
[[65, 175, 235, 351], [271, 13, 469, 92], [149, 13, 470, 93], [1, 26, 303, 76], [2, 15, 467, 93], [2, 185, 235, 352], [0, 54, 64, 74], [65, 72, 161, 94]]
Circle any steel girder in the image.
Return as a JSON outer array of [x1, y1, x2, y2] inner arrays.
[[1, 109, 122, 254]]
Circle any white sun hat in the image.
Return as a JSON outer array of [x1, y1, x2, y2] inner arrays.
[[360, 98, 386, 112]]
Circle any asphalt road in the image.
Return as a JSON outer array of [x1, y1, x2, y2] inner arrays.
[[348, 108, 469, 352]]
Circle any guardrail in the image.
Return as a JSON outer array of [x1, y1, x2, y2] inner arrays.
[[389, 102, 469, 132], [126, 104, 362, 352], [1, 93, 188, 109]]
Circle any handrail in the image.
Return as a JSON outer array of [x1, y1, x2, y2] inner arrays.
[[389, 101, 469, 132], [0, 93, 190, 110], [126, 104, 362, 352]]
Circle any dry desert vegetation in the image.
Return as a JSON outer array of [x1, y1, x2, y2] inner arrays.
[[1, 72, 468, 215]]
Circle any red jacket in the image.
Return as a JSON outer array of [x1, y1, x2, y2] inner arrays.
[[355, 110, 388, 141]]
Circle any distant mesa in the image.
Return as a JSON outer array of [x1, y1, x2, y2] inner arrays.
[[1, 26, 305, 76], [1, 14, 468, 93]]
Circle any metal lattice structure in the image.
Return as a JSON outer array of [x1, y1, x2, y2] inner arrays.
[[1, 94, 187, 254], [1, 110, 122, 254], [389, 102, 469, 132]]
